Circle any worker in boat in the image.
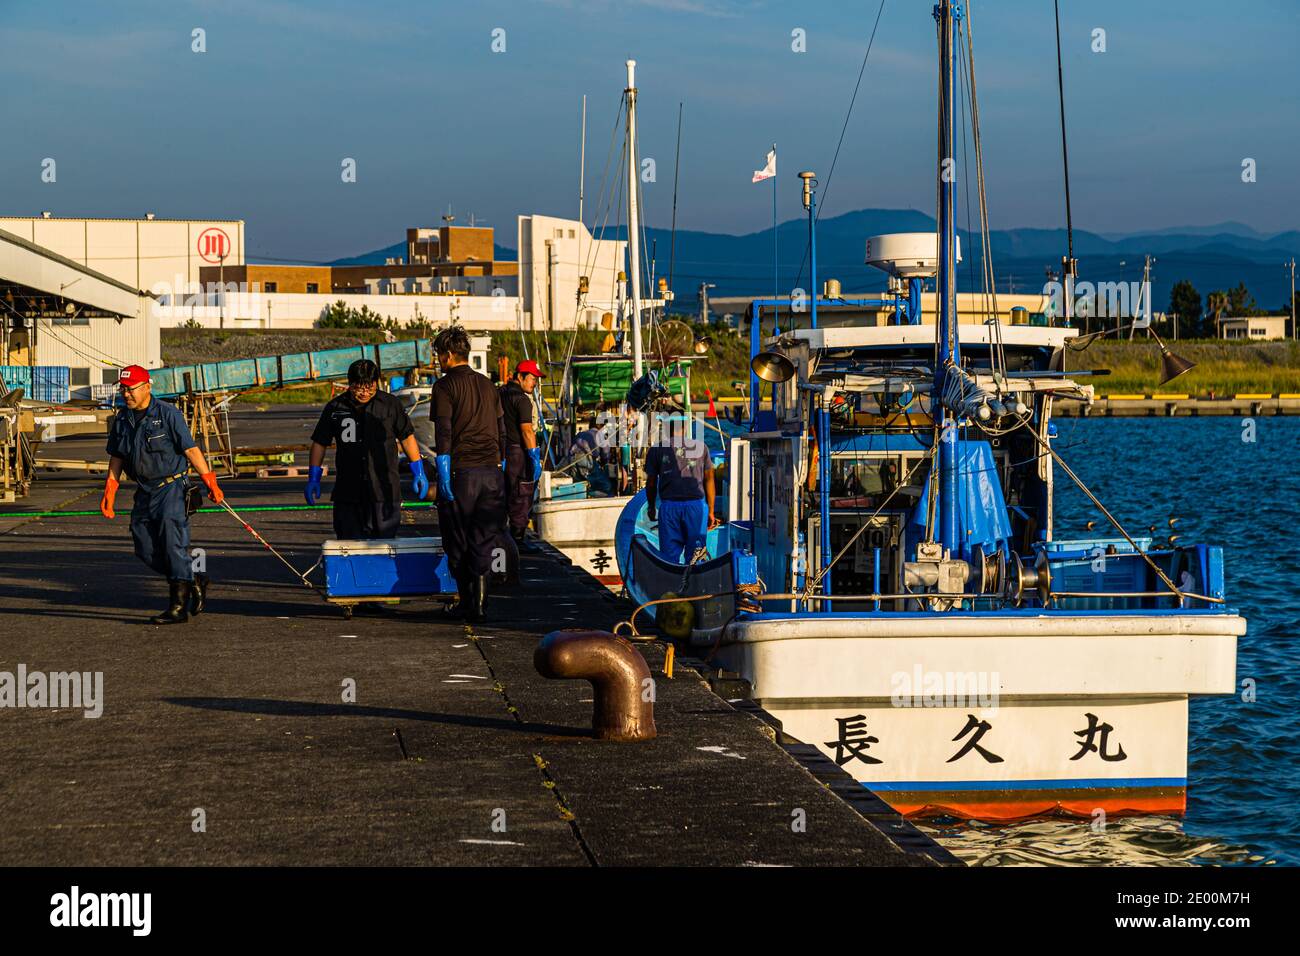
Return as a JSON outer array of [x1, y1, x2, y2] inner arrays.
[[499, 358, 545, 550], [100, 365, 225, 624], [305, 359, 427, 539], [561, 408, 615, 496], [643, 413, 719, 564], [430, 325, 508, 623]]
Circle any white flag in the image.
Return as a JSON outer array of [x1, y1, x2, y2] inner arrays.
[[752, 148, 776, 183]]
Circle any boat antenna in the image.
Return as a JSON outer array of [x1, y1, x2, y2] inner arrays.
[[1053, 0, 1078, 326], [668, 102, 682, 295], [578, 94, 587, 224], [625, 59, 644, 380]]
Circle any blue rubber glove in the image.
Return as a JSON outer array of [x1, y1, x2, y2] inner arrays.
[[500, 459, 507, 471], [435, 454, 454, 502], [304, 465, 323, 505], [527, 447, 542, 482], [409, 459, 429, 500]]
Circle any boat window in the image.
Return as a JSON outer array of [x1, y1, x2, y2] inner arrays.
[[829, 454, 927, 506]]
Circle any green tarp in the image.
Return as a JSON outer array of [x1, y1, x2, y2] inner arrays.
[[571, 359, 691, 406]]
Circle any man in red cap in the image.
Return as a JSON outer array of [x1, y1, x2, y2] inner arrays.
[[498, 358, 545, 558], [101, 365, 225, 624]]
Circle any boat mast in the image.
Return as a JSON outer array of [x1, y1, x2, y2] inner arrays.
[[936, 0, 960, 554], [625, 59, 644, 380]]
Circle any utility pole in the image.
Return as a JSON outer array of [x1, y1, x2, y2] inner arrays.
[[1130, 254, 1153, 341], [1284, 256, 1294, 343], [698, 282, 715, 326]]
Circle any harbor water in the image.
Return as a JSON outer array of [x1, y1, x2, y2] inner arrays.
[[922, 416, 1300, 866]]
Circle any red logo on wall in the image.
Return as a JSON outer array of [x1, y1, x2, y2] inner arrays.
[[197, 228, 232, 263]]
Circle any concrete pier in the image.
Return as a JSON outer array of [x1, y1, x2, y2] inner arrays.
[[0, 407, 950, 867]]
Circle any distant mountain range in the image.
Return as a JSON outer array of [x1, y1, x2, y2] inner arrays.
[[329, 209, 1299, 313]]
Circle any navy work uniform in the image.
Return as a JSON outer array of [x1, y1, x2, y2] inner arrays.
[[431, 364, 507, 588], [499, 377, 537, 539], [644, 436, 713, 564], [311, 390, 415, 539], [105, 397, 199, 582]]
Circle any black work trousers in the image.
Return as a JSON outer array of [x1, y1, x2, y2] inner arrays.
[[436, 467, 506, 579], [332, 498, 401, 539]]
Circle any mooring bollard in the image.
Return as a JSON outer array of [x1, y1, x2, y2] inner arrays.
[[534, 630, 657, 741]]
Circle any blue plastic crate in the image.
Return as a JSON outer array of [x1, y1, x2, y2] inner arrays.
[[1, 365, 70, 403]]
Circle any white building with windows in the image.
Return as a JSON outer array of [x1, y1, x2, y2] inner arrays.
[[1220, 315, 1288, 340], [517, 214, 660, 330]]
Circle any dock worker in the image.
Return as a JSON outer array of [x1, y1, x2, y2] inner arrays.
[[643, 415, 719, 564], [499, 358, 544, 550], [430, 325, 507, 624], [100, 365, 225, 624], [305, 359, 427, 539]]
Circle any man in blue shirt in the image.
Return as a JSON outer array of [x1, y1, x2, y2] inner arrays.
[[643, 417, 718, 564], [101, 365, 225, 624]]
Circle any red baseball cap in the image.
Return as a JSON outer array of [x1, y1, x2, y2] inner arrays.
[[118, 365, 150, 387], [516, 359, 546, 379]]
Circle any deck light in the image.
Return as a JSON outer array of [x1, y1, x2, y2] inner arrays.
[[751, 350, 794, 383]]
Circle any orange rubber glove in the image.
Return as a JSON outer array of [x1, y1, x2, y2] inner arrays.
[[200, 471, 224, 505], [100, 475, 119, 519]]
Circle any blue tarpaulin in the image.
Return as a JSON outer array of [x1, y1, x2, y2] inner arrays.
[[906, 440, 1013, 561]]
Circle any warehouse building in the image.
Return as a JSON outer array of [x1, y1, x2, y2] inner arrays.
[[0, 213, 245, 297], [1, 228, 158, 401]]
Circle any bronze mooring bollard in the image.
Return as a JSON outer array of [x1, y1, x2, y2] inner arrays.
[[534, 630, 657, 741]]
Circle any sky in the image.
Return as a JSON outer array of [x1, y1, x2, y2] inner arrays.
[[1, 0, 1296, 263]]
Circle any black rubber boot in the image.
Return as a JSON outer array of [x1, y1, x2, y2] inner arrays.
[[499, 533, 521, 587], [514, 529, 539, 554], [445, 575, 472, 619], [190, 573, 209, 616], [152, 580, 191, 625], [466, 573, 489, 624]]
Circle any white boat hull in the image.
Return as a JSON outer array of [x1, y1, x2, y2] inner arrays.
[[711, 611, 1244, 820], [532, 494, 631, 588]]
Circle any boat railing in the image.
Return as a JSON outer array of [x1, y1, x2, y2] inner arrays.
[[745, 589, 1225, 607]]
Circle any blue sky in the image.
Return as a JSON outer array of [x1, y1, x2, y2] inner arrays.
[[2, 0, 1296, 262]]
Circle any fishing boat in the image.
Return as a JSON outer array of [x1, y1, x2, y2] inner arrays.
[[532, 61, 705, 590], [533, 355, 694, 588], [617, 1, 1242, 822]]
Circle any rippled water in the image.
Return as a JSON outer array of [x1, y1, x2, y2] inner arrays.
[[919, 416, 1299, 867]]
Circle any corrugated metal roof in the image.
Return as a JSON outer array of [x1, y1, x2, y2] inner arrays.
[[0, 227, 152, 305]]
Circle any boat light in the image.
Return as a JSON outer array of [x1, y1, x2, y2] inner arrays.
[[751, 350, 795, 383]]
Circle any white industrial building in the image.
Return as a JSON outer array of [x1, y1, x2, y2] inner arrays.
[[0, 210, 663, 396], [156, 214, 657, 332], [155, 289, 528, 332], [0, 214, 245, 298], [1, 228, 158, 397], [517, 214, 636, 330]]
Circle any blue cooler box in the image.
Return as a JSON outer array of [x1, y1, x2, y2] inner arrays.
[[322, 537, 457, 598]]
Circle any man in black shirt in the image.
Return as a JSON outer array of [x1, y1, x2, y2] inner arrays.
[[306, 359, 427, 539], [499, 358, 544, 548], [430, 325, 507, 623]]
